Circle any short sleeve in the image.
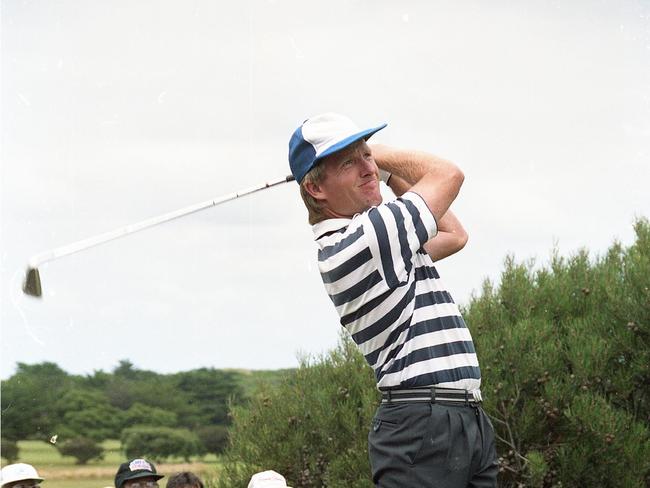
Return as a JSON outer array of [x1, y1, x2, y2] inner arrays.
[[361, 191, 438, 288]]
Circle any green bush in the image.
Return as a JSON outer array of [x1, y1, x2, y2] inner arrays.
[[218, 336, 378, 488], [1, 438, 19, 463], [464, 218, 650, 487], [56, 436, 104, 464], [121, 426, 205, 462], [122, 402, 177, 429], [220, 218, 650, 488]]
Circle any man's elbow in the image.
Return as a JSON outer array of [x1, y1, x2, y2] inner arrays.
[[451, 165, 465, 192], [456, 230, 469, 251], [436, 163, 464, 199]]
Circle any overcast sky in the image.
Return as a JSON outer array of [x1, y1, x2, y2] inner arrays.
[[2, 0, 649, 379]]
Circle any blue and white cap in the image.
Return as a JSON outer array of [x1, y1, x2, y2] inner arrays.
[[288, 113, 387, 183]]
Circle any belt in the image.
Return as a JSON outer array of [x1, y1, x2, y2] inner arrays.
[[381, 386, 483, 405]]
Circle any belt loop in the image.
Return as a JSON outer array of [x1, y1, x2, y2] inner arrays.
[[464, 390, 469, 406], [430, 387, 436, 404], [387, 390, 392, 403]]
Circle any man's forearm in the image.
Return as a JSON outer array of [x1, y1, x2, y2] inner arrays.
[[371, 143, 463, 223], [372, 144, 468, 261], [371, 144, 457, 187]]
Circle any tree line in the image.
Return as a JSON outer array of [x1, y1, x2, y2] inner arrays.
[[1, 360, 287, 463]]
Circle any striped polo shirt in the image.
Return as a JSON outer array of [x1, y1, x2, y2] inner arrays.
[[312, 191, 481, 391]]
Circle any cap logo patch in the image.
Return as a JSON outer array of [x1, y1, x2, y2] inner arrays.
[[129, 459, 152, 472]]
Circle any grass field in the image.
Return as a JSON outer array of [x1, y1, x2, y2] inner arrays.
[[2, 440, 221, 488]]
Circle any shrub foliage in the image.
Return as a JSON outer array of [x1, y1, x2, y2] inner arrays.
[[121, 426, 205, 462], [219, 219, 650, 488], [56, 436, 104, 465], [197, 425, 230, 456], [218, 337, 378, 488], [465, 218, 650, 487], [1, 438, 19, 463]]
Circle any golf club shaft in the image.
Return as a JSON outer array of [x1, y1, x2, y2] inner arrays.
[[28, 174, 295, 269]]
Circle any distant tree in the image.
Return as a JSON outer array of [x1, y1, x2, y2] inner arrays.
[[1, 438, 19, 463], [1, 362, 73, 440], [121, 426, 205, 462], [55, 389, 123, 442], [106, 361, 151, 409], [174, 369, 244, 427], [56, 436, 104, 465], [104, 377, 136, 410], [84, 369, 112, 389], [113, 360, 139, 380], [196, 425, 229, 455], [122, 402, 177, 429], [105, 362, 186, 414]]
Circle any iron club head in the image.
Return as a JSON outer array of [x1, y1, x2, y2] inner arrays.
[[23, 267, 43, 297]]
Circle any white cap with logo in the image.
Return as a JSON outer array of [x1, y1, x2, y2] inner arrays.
[[247, 470, 292, 488]]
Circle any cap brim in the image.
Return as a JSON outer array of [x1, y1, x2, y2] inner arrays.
[[1, 477, 44, 486], [315, 123, 387, 162], [122, 472, 164, 484]]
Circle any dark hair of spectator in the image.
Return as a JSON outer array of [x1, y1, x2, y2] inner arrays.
[[166, 471, 205, 488]]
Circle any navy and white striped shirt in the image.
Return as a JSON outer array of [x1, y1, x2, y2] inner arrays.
[[312, 191, 481, 391]]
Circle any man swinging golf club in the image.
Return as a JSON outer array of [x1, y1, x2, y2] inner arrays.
[[289, 113, 498, 487]]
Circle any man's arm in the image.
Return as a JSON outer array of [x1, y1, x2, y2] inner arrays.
[[372, 145, 468, 261], [423, 210, 468, 261], [371, 144, 463, 221]]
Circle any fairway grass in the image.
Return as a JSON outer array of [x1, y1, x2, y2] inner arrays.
[[2, 440, 220, 487]]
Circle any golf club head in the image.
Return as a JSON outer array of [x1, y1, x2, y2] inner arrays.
[[23, 267, 42, 297]]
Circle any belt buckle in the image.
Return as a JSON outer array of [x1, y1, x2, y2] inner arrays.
[[471, 390, 483, 403]]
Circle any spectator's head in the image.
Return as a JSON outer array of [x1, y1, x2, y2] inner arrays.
[[166, 472, 204, 488], [247, 470, 292, 488], [0, 463, 44, 488], [114, 459, 164, 488]]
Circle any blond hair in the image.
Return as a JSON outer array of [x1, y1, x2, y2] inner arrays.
[[299, 162, 328, 225]]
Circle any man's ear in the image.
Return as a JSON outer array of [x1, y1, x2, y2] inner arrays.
[[304, 180, 327, 201]]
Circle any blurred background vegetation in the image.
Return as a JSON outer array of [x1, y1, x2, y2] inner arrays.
[[1, 362, 291, 486], [3, 219, 649, 487]]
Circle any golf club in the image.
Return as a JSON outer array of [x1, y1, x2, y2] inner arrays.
[[23, 174, 295, 297]]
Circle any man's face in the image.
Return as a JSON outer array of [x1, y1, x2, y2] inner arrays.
[[309, 140, 382, 218], [123, 477, 160, 488]]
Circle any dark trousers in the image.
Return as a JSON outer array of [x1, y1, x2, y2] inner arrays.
[[368, 401, 498, 487]]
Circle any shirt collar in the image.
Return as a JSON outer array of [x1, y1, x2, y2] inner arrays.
[[312, 218, 352, 240]]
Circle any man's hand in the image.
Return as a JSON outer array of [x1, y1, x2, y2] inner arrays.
[[371, 144, 464, 225], [373, 148, 468, 262]]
